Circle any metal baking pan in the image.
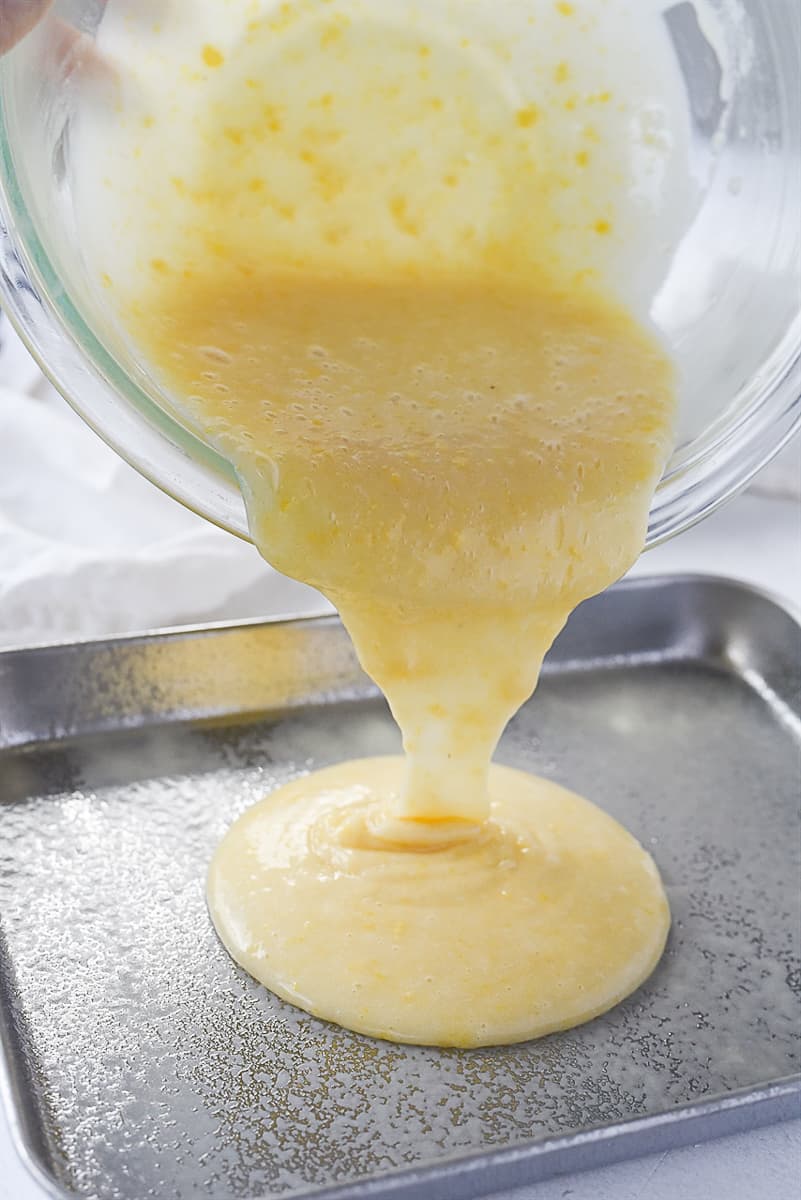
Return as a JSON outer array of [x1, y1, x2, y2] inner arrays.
[[1, 574, 799, 1200]]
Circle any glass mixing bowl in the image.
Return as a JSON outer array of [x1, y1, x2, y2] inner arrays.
[[0, 0, 799, 547]]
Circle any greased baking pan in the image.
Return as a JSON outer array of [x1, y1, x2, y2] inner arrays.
[[0, 575, 799, 1200]]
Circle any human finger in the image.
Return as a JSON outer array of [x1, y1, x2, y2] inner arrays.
[[0, 0, 53, 55]]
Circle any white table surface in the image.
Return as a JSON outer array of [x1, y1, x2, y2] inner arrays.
[[1, 490, 800, 1200]]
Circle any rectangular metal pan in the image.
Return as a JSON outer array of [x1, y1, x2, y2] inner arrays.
[[1, 574, 799, 1200]]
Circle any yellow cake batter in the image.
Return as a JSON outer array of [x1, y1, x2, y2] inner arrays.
[[208, 759, 669, 1046], [79, 0, 692, 1046]]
